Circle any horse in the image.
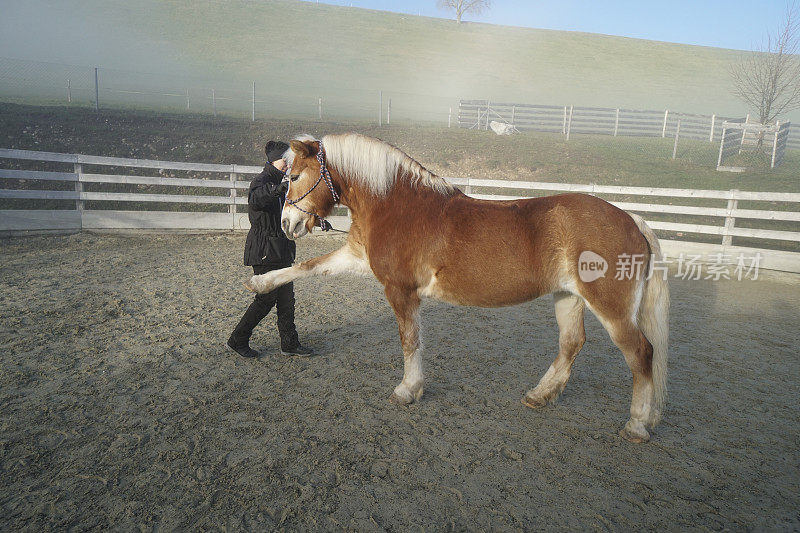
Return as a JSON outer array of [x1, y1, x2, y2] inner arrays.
[[245, 133, 670, 443]]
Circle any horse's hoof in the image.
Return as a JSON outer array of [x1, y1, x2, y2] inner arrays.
[[619, 420, 650, 443], [521, 394, 547, 409], [390, 384, 422, 405], [389, 392, 413, 405]]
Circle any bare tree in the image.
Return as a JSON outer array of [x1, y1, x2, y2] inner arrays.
[[731, 4, 800, 125], [437, 0, 492, 24]]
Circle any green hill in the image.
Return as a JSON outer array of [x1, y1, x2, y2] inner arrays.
[[0, 0, 782, 120]]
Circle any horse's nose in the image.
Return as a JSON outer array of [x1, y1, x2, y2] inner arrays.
[[281, 218, 290, 236]]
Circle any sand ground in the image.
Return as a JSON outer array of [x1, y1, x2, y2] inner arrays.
[[1, 232, 799, 531]]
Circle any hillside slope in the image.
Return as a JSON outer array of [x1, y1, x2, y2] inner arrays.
[[1, 0, 764, 118]]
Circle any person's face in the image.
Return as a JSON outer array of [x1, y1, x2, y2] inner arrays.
[[272, 158, 288, 172]]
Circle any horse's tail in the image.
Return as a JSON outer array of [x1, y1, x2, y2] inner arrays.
[[630, 213, 670, 427]]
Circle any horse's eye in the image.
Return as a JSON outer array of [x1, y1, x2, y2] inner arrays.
[[290, 174, 300, 182]]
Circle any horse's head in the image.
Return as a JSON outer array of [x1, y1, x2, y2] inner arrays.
[[281, 138, 339, 240]]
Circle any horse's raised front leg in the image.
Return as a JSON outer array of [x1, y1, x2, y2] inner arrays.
[[384, 285, 424, 405], [244, 244, 371, 294]]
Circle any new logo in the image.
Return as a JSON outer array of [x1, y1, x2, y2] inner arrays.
[[578, 251, 608, 282]]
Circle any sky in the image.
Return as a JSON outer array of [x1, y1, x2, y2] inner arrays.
[[310, 0, 788, 51]]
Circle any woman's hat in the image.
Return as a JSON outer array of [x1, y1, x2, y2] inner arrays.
[[265, 140, 290, 162]]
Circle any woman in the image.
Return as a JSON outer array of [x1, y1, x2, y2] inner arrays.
[[227, 140, 313, 358]]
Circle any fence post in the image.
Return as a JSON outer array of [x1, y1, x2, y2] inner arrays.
[[318, 97, 323, 120], [379, 90, 382, 126], [565, 105, 574, 141], [74, 163, 84, 219], [212, 89, 217, 117], [614, 108, 619, 136], [722, 189, 738, 247], [186, 89, 190, 110], [771, 120, 780, 168], [739, 114, 750, 153], [661, 109, 669, 138], [672, 119, 681, 160], [485, 100, 490, 130], [229, 170, 237, 228], [464, 177, 472, 195], [94, 67, 99, 112], [387, 98, 391, 125], [251, 82, 255, 122], [562, 106, 567, 134], [511, 105, 516, 126], [448, 107, 452, 128], [67, 79, 71, 103], [716, 127, 727, 169], [709, 114, 716, 142]]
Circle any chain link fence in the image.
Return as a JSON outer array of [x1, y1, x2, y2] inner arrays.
[[0, 56, 459, 126]]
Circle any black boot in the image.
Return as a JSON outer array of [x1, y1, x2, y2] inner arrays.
[[280, 340, 314, 357], [280, 329, 314, 356], [279, 328, 313, 356], [227, 338, 260, 358], [228, 299, 271, 358], [274, 283, 312, 356]]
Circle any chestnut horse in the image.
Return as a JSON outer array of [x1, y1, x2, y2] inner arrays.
[[245, 133, 670, 443]]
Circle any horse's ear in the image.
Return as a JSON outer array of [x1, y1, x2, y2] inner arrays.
[[290, 140, 317, 158]]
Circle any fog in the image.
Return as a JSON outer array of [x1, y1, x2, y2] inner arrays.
[[1, 0, 792, 123], [0, 1, 201, 74]]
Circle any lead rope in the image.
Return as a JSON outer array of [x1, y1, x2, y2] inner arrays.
[[317, 141, 340, 205]]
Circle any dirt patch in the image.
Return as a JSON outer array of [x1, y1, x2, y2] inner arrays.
[[1, 232, 798, 530]]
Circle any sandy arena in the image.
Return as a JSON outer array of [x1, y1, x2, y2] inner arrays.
[[1, 232, 799, 530]]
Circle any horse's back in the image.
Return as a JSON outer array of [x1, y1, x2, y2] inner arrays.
[[414, 192, 649, 307]]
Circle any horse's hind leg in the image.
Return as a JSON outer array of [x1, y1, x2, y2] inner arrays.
[[384, 285, 424, 405], [599, 316, 654, 443], [523, 291, 585, 408]]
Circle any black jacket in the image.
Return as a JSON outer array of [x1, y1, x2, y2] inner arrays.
[[243, 163, 296, 266]]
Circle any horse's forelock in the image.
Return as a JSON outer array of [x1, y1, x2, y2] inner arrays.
[[284, 134, 319, 167]]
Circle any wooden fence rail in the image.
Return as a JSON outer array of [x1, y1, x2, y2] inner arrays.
[[2, 149, 799, 273]]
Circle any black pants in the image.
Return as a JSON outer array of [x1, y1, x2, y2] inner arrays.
[[230, 264, 298, 348]]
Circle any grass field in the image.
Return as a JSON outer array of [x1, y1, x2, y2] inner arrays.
[[1, 103, 798, 193], [2, 0, 785, 122]]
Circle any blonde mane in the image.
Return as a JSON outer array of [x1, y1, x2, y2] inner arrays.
[[291, 133, 454, 196]]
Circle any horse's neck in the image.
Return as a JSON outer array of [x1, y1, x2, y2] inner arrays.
[[338, 176, 450, 223]]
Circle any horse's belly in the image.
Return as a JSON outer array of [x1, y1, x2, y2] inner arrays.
[[418, 270, 549, 307]]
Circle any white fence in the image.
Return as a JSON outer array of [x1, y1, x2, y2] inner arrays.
[[0, 148, 262, 231], [716, 119, 791, 170], [459, 100, 800, 150], [2, 149, 799, 273]]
